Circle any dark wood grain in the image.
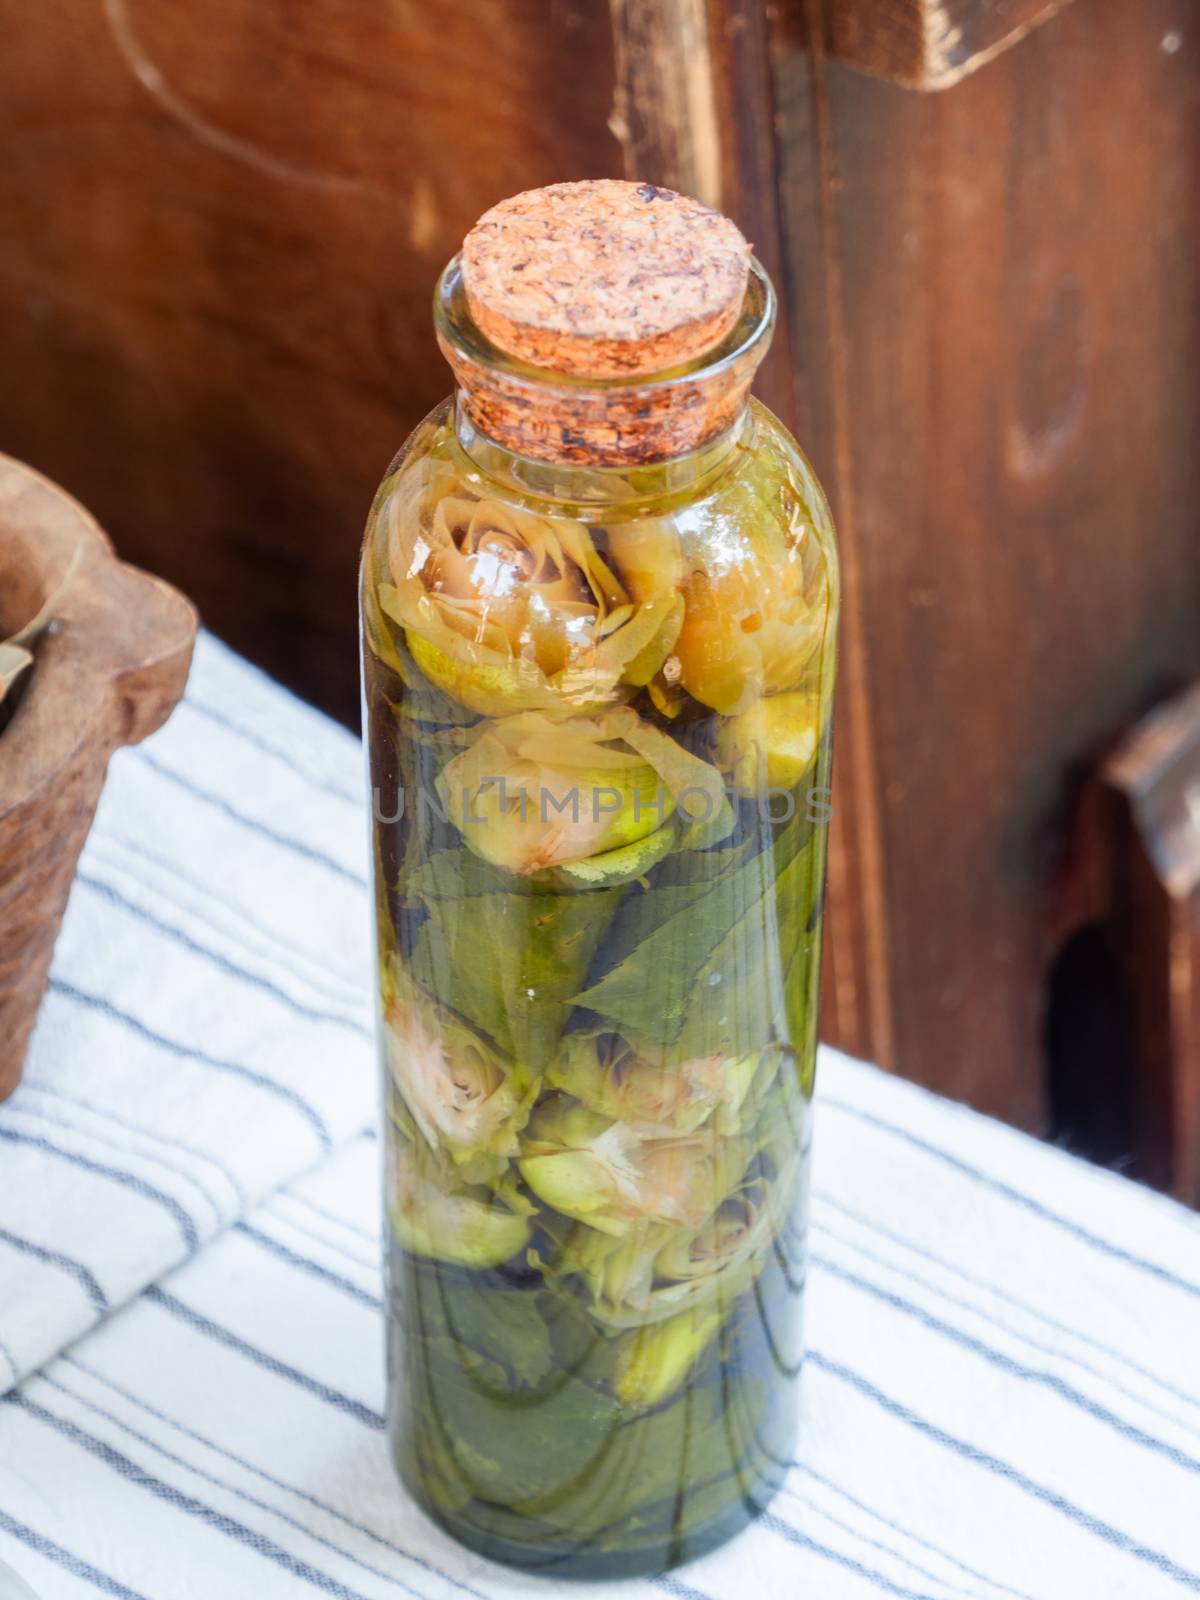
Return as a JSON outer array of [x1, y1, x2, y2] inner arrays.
[[777, 0, 1200, 1123], [0, 0, 622, 726], [608, 0, 722, 206], [826, 0, 1075, 90]]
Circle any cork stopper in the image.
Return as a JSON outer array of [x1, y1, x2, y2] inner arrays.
[[437, 182, 773, 466], [460, 181, 752, 378]]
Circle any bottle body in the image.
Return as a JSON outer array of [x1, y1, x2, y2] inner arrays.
[[361, 394, 837, 1576]]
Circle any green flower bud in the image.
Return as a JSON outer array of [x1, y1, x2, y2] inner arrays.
[[653, 1189, 777, 1284], [613, 1309, 722, 1408], [549, 820, 676, 890], [379, 490, 683, 717], [548, 1035, 778, 1136], [607, 509, 826, 715], [714, 692, 820, 796], [517, 1101, 630, 1235], [387, 1140, 532, 1269], [550, 1165, 793, 1330], [382, 962, 537, 1175], [438, 707, 731, 879], [518, 1094, 750, 1237]]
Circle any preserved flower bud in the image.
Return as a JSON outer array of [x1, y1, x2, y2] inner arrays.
[[553, 1175, 787, 1330], [548, 1034, 770, 1135], [388, 1139, 532, 1269], [518, 1094, 749, 1237], [714, 692, 820, 796], [382, 964, 537, 1179], [379, 487, 683, 718], [437, 706, 731, 880], [607, 495, 826, 716], [613, 1309, 722, 1408], [652, 1185, 781, 1285]]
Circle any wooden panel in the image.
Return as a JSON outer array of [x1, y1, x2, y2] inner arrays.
[[0, 0, 622, 725], [772, 0, 1200, 1123], [608, 0, 723, 206], [826, 0, 1075, 90], [1103, 683, 1200, 1203], [659, 6, 902, 1068]]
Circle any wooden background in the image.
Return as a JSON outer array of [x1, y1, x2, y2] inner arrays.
[[1, 0, 625, 721], [2, 0, 1198, 1178]]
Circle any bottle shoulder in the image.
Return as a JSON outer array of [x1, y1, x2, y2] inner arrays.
[[362, 395, 837, 725], [364, 397, 837, 578]]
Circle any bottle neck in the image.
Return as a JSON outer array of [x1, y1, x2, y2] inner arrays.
[[451, 397, 753, 511], [433, 255, 776, 472]]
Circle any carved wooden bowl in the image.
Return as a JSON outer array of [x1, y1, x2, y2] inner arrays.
[[0, 455, 198, 1099]]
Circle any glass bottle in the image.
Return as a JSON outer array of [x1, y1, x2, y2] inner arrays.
[[361, 181, 838, 1579]]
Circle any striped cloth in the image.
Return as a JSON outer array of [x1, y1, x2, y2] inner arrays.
[[0, 634, 375, 1390], [2, 637, 1199, 1600]]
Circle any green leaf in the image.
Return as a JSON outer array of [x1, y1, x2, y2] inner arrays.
[[406, 845, 527, 906], [651, 831, 757, 888], [575, 811, 822, 1061], [416, 1274, 557, 1391], [409, 1346, 619, 1506], [393, 1254, 785, 1554], [408, 850, 624, 1067], [584, 1366, 770, 1544]]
